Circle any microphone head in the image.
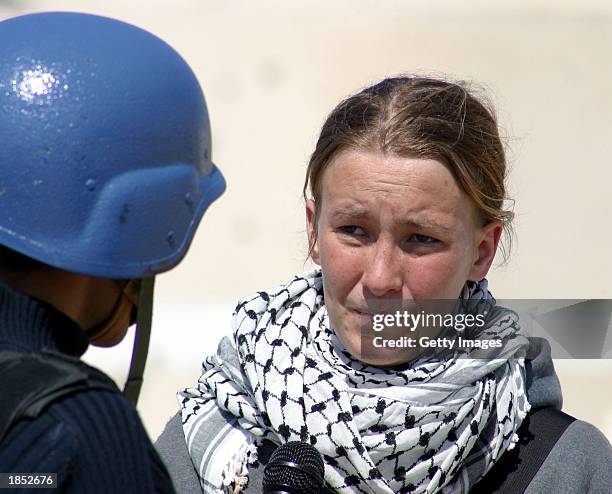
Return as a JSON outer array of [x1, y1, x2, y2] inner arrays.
[[262, 441, 325, 494]]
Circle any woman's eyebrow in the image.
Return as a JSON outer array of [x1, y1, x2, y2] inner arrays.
[[330, 205, 369, 220], [331, 206, 451, 233], [399, 218, 452, 234]]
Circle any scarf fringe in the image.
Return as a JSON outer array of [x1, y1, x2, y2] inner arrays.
[[220, 439, 258, 494], [507, 399, 532, 452]]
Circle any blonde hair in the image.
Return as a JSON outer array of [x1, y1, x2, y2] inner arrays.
[[303, 76, 514, 262]]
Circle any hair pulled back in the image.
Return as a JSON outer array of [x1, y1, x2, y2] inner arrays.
[[303, 76, 514, 262]]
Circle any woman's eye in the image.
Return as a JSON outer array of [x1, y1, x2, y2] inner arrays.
[[339, 225, 366, 236], [409, 234, 437, 243]]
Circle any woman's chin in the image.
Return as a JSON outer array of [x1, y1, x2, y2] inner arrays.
[[345, 334, 423, 367]]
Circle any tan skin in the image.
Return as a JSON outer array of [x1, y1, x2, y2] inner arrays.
[[306, 149, 502, 366], [7, 268, 125, 343]]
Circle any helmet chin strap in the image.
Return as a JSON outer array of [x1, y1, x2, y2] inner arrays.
[[123, 277, 155, 404]]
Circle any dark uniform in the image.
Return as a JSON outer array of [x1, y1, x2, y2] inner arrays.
[[0, 11, 225, 493]]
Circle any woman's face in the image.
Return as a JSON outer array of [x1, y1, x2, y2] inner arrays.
[[306, 149, 501, 365]]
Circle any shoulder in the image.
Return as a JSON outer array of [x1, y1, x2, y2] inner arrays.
[[548, 419, 612, 469], [157, 405, 263, 494], [554, 419, 612, 455], [2, 386, 174, 493], [156, 411, 286, 494], [526, 418, 612, 494], [57, 387, 175, 492], [156, 412, 203, 494], [40, 385, 145, 449]]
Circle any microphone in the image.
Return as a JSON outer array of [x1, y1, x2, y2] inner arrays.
[[262, 441, 325, 494]]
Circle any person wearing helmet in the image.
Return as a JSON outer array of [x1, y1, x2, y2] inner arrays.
[[0, 12, 225, 493]]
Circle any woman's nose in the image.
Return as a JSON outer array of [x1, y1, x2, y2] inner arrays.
[[362, 240, 403, 297]]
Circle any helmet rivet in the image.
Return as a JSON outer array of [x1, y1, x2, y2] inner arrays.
[[85, 178, 96, 191], [166, 231, 176, 246], [184, 192, 193, 207]]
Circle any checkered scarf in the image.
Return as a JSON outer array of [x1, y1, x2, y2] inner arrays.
[[180, 270, 530, 493]]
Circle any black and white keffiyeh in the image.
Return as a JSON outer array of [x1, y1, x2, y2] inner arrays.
[[180, 270, 530, 494]]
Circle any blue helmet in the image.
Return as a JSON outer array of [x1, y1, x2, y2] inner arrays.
[[0, 12, 225, 278], [0, 12, 225, 403]]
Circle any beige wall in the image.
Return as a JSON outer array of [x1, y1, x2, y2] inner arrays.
[[2, 0, 611, 440]]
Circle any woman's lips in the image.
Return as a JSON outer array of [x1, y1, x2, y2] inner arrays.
[[352, 308, 375, 320]]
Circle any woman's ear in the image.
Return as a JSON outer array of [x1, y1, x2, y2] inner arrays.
[[468, 219, 503, 281], [305, 199, 320, 265]]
